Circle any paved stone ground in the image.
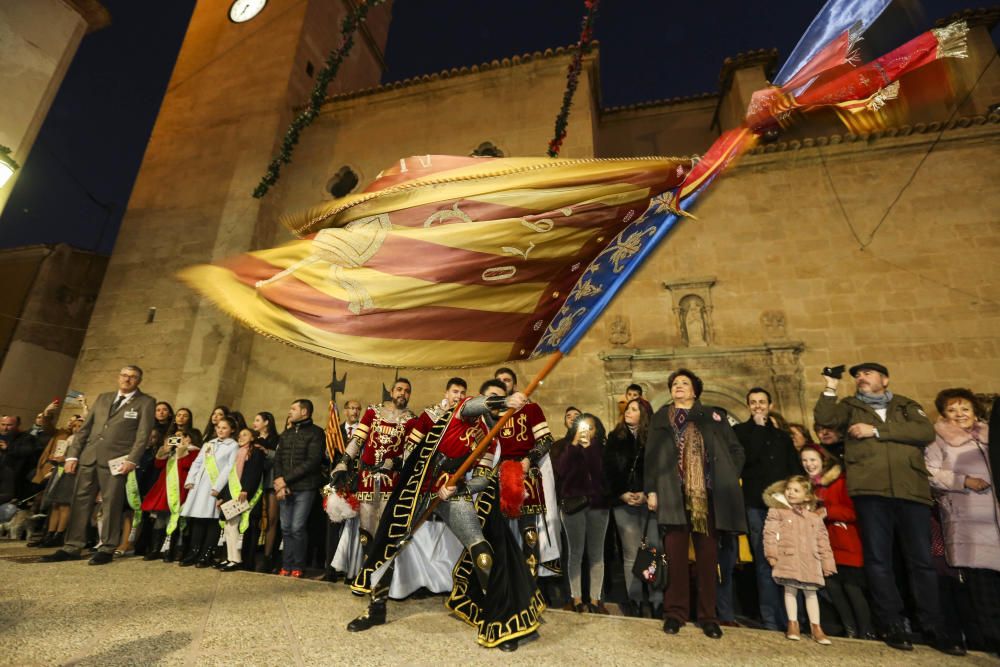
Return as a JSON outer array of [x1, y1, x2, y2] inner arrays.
[[0, 542, 994, 666]]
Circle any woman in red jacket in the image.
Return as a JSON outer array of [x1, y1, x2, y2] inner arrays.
[[800, 445, 874, 639], [141, 409, 202, 562]]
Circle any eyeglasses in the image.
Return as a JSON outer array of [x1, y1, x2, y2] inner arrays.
[[119, 373, 141, 380]]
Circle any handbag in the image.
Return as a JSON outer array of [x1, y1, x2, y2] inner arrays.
[[631, 512, 668, 589], [559, 495, 589, 515]]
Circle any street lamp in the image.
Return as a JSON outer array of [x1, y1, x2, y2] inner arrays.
[[0, 145, 19, 188]]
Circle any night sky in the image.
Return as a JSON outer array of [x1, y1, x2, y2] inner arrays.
[[0, 0, 991, 255]]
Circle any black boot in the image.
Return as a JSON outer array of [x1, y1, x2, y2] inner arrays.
[[27, 532, 54, 548], [163, 537, 177, 563], [255, 553, 272, 573], [144, 527, 166, 561], [44, 531, 65, 547], [347, 599, 387, 632]]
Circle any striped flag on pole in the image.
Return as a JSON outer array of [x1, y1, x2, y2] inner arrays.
[[179, 155, 692, 368]]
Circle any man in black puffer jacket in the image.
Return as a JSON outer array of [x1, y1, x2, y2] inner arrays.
[[273, 399, 325, 577]]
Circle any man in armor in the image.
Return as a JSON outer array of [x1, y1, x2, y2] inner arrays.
[[330, 379, 415, 555], [492, 367, 556, 579], [347, 379, 543, 651], [404, 377, 467, 457]]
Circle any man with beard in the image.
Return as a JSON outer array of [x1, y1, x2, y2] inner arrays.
[[815, 362, 963, 656], [349, 379, 544, 651], [331, 379, 415, 557], [491, 367, 558, 581]]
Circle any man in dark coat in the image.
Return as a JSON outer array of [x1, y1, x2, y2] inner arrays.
[[645, 368, 745, 640], [733, 387, 801, 631], [273, 398, 325, 577], [0, 416, 41, 503]]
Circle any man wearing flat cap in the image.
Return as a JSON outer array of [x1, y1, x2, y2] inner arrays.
[[814, 363, 963, 656]]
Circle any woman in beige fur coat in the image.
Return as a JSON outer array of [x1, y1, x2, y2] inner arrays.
[[763, 475, 837, 644]]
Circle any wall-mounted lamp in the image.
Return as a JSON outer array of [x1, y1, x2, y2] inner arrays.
[[0, 145, 19, 188]]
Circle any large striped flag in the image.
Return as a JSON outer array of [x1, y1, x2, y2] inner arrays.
[[179, 156, 693, 368]]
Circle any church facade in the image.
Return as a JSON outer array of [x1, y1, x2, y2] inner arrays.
[[66, 1, 999, 428]]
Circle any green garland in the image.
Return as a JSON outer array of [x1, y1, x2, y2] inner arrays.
[[0, 145, 19, 171], [547, 0, 599, 158], [253, 0, 387, 198]]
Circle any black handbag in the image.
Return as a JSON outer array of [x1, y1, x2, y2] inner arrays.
[[631, 512, 668, 589], [559, 495, 589, 515]]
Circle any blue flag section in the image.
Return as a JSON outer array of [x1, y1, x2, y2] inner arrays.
[[532, 189, 702, 358], [774, 0, 892, 87]]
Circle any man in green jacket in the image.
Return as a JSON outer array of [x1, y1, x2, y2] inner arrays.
[[814, 362, 963, 656]]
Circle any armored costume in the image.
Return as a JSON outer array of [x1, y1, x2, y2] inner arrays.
[[488, 401, 556, 577], [349, 395, 544, 649], [337, 403, 414, 551]]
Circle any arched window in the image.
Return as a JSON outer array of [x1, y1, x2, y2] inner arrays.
[[326, 166, 359, 198], [470, 141, 504, 158]]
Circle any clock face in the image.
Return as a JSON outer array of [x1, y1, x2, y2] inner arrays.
[[229, 0, 267, 23]]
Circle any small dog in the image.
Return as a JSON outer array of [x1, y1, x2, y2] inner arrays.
[[0, 509, 33, 540]]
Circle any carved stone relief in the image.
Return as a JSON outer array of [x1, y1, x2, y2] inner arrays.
[[663, 277, 716, 347], [608, 314, 631, 347], [760, 310, 787, 339]]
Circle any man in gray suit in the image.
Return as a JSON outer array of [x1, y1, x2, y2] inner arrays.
[[41, 365, 156, 565]]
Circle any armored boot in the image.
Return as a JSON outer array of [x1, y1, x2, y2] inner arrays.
[[347, 594, 387, 632], [469, 541, 494, 593]]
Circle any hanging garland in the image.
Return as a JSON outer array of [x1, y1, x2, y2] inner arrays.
[[253, 0, 387, 198], [547, 0, 599, 158]]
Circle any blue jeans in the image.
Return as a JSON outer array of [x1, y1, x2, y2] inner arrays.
[[747, 507, 786, 629], [279, 488, 317, 571], [853, 495, 943, 633], [716, 533, 738, 622]]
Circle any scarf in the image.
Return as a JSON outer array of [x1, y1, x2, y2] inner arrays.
[[668, 405, 709, 534], [856, 390, 894, 410]]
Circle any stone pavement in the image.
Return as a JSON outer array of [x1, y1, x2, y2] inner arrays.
[[0, 542, 993, 667]]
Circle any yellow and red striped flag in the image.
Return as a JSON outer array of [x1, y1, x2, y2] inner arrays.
[[325, 400, 345, 460], [178, 155, 691, 368]]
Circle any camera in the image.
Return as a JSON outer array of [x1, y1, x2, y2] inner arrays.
[[167, 435, 183, 448], [821, 365, 846, 380]]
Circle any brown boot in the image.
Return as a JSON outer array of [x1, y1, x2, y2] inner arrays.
[[786, 620, 801, 641], [811, 623, 832, 645]]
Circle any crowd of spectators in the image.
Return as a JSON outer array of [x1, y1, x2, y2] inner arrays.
[[1, 362, 997, 657]]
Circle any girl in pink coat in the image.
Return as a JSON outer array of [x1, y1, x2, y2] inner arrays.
[[763, 475, 837, 645]]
